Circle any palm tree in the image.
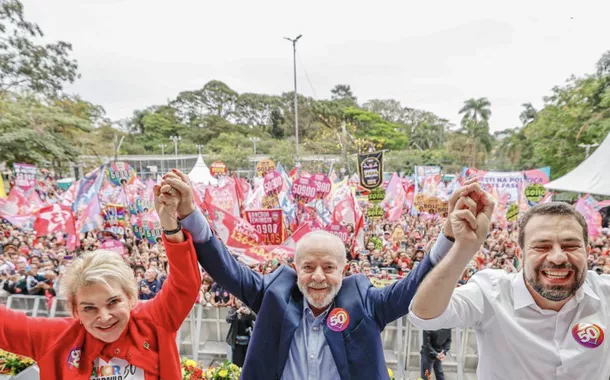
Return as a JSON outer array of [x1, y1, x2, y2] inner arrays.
[[458, 98, 492, 167], [519, 103, 537, 126], [459, 98, 491, 124]]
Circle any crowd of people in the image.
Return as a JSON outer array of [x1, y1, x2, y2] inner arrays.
[[2, 177, 610, 309]]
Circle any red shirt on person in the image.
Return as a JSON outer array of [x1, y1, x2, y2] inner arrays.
[[0, 232, 201, 380]]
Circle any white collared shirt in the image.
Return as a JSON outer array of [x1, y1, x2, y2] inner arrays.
[[409, 269, 610, 379]]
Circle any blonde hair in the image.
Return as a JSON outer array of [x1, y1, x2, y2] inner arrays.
[[61, 250, 138, 313], [295, 230, 347, 265]]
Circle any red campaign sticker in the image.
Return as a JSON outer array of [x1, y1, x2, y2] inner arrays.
[[572, 323, 605, 348], [327, 308, 350, 332], [66, 346, 82, 370]]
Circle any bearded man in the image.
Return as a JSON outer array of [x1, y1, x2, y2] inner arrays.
[[163, 169, 482, 380], [410, 200, 610, 379]]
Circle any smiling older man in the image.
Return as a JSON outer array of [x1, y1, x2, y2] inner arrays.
[[163, 169, 476, 380]]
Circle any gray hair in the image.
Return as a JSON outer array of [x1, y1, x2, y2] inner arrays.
[[295, 230, 347, 265]]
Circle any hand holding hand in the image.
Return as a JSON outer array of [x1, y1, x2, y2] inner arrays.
[[450, 183, 494, 253], [444, 179, 483, 239], [153, 182, 180, 231], [161, 169, 196, 219]]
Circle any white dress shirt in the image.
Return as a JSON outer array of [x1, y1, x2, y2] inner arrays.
[[409, 269, 610, 379]]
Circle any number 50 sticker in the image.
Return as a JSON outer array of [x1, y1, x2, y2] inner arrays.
[[327, 308, 350, 332], [572, 323, 605, 348]]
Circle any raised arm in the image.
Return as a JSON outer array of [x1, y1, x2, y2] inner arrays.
[[410, 184, 493, 321], [139, 179, 201, 331], [164, 170, 269, 313]]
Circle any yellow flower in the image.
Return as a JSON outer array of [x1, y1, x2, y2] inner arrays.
[[388, 368, 394, 378], [218, 369, 228, 377], [184, 359, 198, 368]]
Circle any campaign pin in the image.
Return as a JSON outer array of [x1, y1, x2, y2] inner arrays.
[[572, 323, 605, 348], [66, 346, 82, 370], [327, 308, 350, 332]]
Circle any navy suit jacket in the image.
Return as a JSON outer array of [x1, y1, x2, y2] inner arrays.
[[194, 236, 435, 380]]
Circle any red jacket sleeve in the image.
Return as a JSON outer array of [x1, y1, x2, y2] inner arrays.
[[0, 305, 71, 360], [141, 230, 201, 331]]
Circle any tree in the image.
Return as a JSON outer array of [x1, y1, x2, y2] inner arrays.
[[330, 84, 357, 105], [458, 97, 493, 167], [0, 93, 91, 166], [362, 99, 408, 124], [459, 97, 491, 124], [269, 108, 285, 139], [233, 93, 281, 129], [0, 0, 79, 95], [519, 103, 537, 126], [597, 50, 610, 77], [343, 107, 408, 150]]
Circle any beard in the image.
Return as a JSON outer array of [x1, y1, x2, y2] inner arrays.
[[525, 262, 585, 302], [297, 280, 343, 310]]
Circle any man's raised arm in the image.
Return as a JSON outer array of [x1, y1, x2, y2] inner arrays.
[[163, 170, 268, 312], [410, 186, 493, 321]]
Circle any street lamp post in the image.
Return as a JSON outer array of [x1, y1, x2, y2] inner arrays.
[[169, 136, 181, 170], [578, 142, 599, 158], [284, 34, 302, 162], [158, 144, 167, 174], [197, 144, 203, 156], [248, 137, 260, 155]]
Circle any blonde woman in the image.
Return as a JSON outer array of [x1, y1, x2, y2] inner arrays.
[[0, 182, 201, 379]]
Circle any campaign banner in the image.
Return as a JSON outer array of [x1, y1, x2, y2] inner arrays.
[[242, 245, 295, 264], [244, 209, 284, 245], [13, 163, 37, 193], [311, 173, 332, 200], [101, 238, 126, 256], [357, 151, 384, 190], [414, 166, 441, 197], [325, 223, 350, 244], [263, 170, 283, 196], [291, 176, 317, 204], [205, 202, 263, 252], [106, 162, 136, 187], [210, 161, 228, 176], [102, 204, 127, 238], [256, 159, 276, 177], [205, 184, 239, 216], [463, 167, 551, 205]]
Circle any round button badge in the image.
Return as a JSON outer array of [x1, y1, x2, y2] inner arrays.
[[572, 323, 605, 348], [327, 308, 350, 332]]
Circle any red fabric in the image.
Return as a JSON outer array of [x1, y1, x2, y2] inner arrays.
[[0, 231, 201, 380]]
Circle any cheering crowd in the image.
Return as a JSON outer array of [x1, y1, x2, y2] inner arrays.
[[2, 177, 609, 307]]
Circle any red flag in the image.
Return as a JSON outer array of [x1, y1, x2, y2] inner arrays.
[[282, 221, 324, 249], [204, 202, 263, 253], [34, 204, 78, 251], [242, 245, 295, 264]]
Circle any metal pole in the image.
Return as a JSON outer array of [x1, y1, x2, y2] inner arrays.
[[284, 35, 302, 163], [158, 144, 167, 175], [293, 40, 298, 160]]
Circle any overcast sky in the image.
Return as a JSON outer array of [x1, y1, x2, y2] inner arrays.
[[24, 0, 610, 131]]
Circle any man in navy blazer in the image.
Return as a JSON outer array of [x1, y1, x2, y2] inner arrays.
[[163, 170, 477, 380]]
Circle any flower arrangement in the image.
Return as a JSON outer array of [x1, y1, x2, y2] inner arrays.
[[181, 358, 242, 380], [0, 350, 35, 377]]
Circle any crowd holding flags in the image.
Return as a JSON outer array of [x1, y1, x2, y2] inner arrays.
[[1, 157, 608, 263]]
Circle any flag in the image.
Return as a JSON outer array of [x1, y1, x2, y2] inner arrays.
[[34, 204, 78, 251], [204, 202, 263, 254], [0, 187, 30, 216], [575, 195, 602, 239]]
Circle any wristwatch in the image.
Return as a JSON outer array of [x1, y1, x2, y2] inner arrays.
[[163, 221, 182, 236]]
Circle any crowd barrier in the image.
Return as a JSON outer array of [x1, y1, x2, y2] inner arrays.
[[0, 294, 479, 379]]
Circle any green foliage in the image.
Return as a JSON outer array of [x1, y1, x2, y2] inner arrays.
[[0, 0, 79, 95], [343, 107, 409, 150]]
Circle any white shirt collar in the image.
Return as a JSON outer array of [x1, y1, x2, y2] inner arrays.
[[512, 270, 600, 311]]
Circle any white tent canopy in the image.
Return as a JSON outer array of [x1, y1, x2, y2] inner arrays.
[[188, 155, 218, 186], [545, 132, 610, 196]]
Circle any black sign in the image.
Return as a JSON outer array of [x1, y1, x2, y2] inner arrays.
[[358, 151, 384, 190]]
